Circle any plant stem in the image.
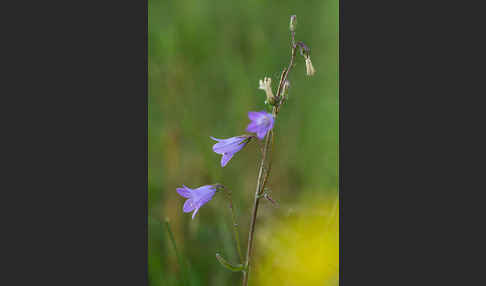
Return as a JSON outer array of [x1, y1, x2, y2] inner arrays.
[[241, 28, 299, 286], [241, 115, 274, 286]]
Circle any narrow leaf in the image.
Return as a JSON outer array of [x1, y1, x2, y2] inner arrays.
[[215, 253, 245, 272], [165, 218, 188, 286]]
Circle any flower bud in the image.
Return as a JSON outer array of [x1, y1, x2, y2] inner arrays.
[[289, 15, 297, 32]]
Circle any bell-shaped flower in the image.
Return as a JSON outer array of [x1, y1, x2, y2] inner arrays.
[[210, 135, 251, 167], [246, 111, 274, 140], [176, 184, 217, 219]]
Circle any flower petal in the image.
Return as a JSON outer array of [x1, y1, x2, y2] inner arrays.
[[246, 111, 274, 140], [194, 185, 217, 204], [256, 129, 267, 140], [183, 199, 196, 212], [246, 122, 259, 133], [191, 207, 200, 219], [212, 137, 246, 154], [248, 111, 266, 121], [221, 152, 235, 167], [176, 185, 192, 198]]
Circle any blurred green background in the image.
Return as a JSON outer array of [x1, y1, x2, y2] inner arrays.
[[149, 0, 338, 285]]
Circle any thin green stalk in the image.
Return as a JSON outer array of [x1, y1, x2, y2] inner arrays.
[[165, 218, 188, 286]]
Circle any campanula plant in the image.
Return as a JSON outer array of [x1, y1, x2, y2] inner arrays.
[[176, 15, 315, 286]]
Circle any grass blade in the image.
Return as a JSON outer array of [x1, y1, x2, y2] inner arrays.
[[165, 218, 188, 286]]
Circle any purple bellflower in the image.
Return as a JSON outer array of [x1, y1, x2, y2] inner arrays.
[[210, 135, 251, 167], [177, 184, 217, 219], [246, 111, 274, 140]]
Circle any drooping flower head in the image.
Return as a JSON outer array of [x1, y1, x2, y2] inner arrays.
[[210, 135, 251, 167], [246, 111, 274, 140], [296, 41, 315, 76], [305, 56, 315, 76], [176, 184, 218, 219]]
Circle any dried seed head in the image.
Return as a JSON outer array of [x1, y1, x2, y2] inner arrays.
[[305, 56, 315, 76], [259, 77, 277, 105]]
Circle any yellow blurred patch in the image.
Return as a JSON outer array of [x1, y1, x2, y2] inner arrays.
[[255, 195, 339, 286]]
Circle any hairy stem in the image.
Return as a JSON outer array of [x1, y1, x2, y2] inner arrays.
[[241, 18, 300, 286], [241, 114, 274, 286]]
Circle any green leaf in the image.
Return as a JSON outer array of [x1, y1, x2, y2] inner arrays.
[[215, 253, 245, 272]]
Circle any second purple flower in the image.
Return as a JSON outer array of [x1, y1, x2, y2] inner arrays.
[[211, 135, 251, 167], [246, 111, 274, 140]]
